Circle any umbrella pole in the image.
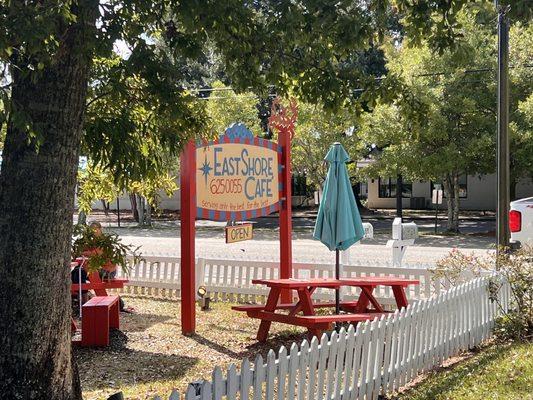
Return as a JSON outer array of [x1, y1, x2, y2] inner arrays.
[[335, 249, 340, 315]]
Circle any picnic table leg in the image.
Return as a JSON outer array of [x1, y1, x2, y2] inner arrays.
[[88, 271, 108, 296], [288, 287, 317, 317], [392, 286, 409, 310], [353, 285, 372, 313], [257, 288, 281, 342], [297, 287, 323, 338], [359, 286, 385, 313]]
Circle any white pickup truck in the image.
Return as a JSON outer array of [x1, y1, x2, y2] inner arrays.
[[510, 197, 533, 246]]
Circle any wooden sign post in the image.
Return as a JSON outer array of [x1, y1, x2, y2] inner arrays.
[[179, 102, 296, 334], [268, 98, 298, 304]]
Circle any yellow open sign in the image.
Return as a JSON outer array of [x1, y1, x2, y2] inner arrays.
[[225, 223, 253, 244]]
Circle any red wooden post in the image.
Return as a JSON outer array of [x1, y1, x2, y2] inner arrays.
[[279, 127, 293, 303], [269, 98, 298, 304], [180, 141, 196, 334]]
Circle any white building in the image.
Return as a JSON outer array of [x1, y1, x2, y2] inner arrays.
[[364, 174, 533, 211]]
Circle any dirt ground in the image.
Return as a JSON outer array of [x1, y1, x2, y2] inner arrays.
[[76, 295, 308, 400]]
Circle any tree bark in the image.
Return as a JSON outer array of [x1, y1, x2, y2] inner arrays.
[[510, 176, 517, 201], [451, 173, 460, 233], [145, 201, 152, 226], [444, 175, 454, 231], [130, 193, 139, 222], [101, 199, 110, 216], [0, 2, 98, 399], [77, 211, 87, 226], [137, 194, 145, 227], [443, 173, 460, 233]]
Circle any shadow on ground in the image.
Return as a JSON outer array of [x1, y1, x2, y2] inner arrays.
[[190, 329, 307, 361], [75, 330, 198, 392]]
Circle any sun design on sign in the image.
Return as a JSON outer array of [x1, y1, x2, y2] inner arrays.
[[199, 156, 213, 186]]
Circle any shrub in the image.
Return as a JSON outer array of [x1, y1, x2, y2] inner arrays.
[[72, 224, 142, 274], [432, 245, 532, 342], [431, 248, 491, 286], [491, 246, 533, 342]]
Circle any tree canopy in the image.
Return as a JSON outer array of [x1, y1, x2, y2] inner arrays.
[[358, 4, 532, 231]]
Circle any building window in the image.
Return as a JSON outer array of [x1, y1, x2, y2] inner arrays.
[[358, 182, 368, 199], [431, 175, 468, 198], [378, 177, 412, 198]]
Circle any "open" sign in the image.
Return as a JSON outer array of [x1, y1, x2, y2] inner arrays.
[[225, 223, 253, 244]]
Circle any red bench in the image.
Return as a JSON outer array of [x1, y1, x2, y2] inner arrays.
[[81, 295, 120, 347]]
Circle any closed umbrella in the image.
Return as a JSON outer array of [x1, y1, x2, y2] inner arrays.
[[313, 143, 365, 316]]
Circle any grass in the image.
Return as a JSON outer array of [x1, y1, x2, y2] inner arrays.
[[395, 341, 533, 400], [76, 295, 308, 400]]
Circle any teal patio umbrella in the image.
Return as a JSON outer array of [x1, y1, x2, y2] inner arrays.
[[313, 143, 365, 315]]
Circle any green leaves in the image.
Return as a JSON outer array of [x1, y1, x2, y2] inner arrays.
[[84, 52, 207, 186], [72, 224, 141, 274], [359, 5, 502, 183], [292, 102, 361, 189], [205, 81, 263, 138]]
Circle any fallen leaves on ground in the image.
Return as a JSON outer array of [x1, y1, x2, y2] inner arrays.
[[76, 295, 308, 400]]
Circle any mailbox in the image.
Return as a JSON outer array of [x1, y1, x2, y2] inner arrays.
[[391, 218, 418, 241], [401, 222, 418, 240], [362, 222, 374, 239], [389, 218, 418, 267]]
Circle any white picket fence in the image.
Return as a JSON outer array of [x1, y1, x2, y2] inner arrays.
[[118, 256, 466, 306], [154, 275, 510, 400]]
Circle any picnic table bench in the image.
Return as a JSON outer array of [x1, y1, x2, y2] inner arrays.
[[80, 295, 120, 347], [233, 277, 419, 341], [70, 259, 128, 345]]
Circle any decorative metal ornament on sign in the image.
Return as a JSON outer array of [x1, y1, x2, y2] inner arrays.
[[196, 124, 281, 221]]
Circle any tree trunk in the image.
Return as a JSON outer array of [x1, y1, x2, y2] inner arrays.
[[443, 175, 454, 232], [0, 2, 98, 399], [77, 211, 87, 226], [510, 176, 517, 201], [451, 173, 460, 233], [145, 201, 152, 226], [130, 193, 139, 222], [443, 174, 461, 233], [137, 194, 145, 226], [101, 199, 110, 216]]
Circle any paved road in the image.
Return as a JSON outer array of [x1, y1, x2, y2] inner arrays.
[[249, 215, 495, 235], [110, 223, 495, 266]]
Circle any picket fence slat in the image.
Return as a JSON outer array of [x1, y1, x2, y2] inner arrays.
[[298, 340, 309, 400], [325, 331, 338, 400], [266, 351, 276, 400], [316, 334, 329, 400], [287, 344, 299, 400]]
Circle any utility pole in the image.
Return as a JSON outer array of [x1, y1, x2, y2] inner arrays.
[[496, 2, 510, 255]]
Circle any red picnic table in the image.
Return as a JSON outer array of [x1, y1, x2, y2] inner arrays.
[[233, 277, 419, 341], [70, 262, 128, 297]]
